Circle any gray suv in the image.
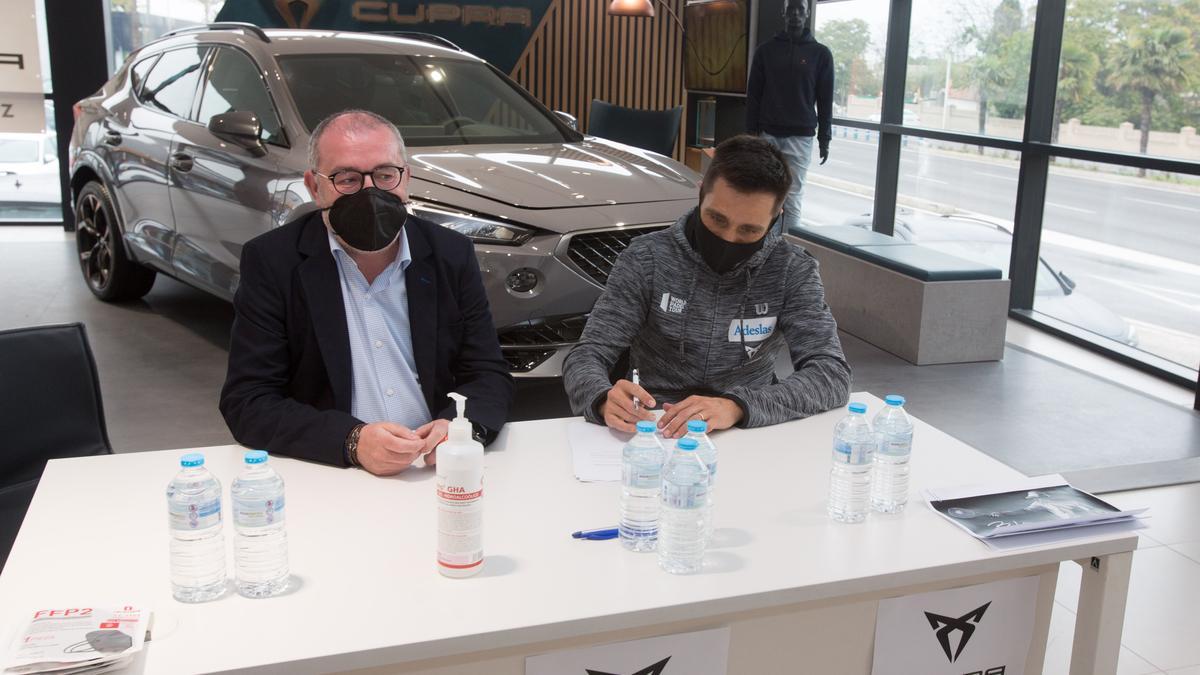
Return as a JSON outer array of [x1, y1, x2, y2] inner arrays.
[[69, 25, 698, 376]]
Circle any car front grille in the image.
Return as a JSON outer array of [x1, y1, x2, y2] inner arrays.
[[566, 226, 667, 286], [497, 315, 590, 374], [502, 349, 557, 373], [498, 315, 588, 347]]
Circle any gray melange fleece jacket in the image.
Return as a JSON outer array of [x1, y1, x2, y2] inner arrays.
[[563, 209, 852, 427]]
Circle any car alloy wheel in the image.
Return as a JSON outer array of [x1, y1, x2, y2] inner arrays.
[[76, 190, 114, 292], [74, 182, 155, 301]]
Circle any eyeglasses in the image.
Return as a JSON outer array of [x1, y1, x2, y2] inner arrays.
[[315, 165, 405, 195]]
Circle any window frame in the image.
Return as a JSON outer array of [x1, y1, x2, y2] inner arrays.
[[194, 44, 290, 148], [129, 53, 161, 104], [136, 45, 210, 121]]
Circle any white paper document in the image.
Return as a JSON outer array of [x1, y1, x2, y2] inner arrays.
[[4, 607, 150, 675], [924, 474, 1147, 548], [567, 420, 629, 482]]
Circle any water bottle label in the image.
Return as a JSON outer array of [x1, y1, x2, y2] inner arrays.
[[662, 482, 708, 509], [879, 438, 912, 456], [834, 441, 873, 465], [623, 462, 662, 490], [168, 499, 221, 531], [233, 495, 286, 528]]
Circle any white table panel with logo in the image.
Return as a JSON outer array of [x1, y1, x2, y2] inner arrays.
[[0, 393, 1135, 674]]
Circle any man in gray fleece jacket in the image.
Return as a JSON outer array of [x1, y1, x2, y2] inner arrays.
[[563, 135, 851, 438]]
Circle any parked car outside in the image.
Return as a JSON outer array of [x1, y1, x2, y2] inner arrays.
[[69, 26, 699, 377], [837, 211, 1138, 347], [867, 109, 920, 126], [0, 132, 61, 217]]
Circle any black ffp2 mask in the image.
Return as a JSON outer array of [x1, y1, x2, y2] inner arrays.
[[327, 187, 408, 252], [685, 208, 767, 274]]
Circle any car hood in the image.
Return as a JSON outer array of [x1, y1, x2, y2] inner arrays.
[[1037, 291, 1135, 345], [406, 138, 699, 210]]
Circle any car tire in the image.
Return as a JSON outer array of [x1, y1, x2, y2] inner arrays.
[[75, 181, 156, 301]]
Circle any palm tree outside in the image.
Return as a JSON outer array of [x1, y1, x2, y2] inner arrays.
[[1107, 25, 1195, 176]]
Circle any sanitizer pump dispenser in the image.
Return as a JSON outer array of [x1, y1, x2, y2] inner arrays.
[[436, 392, 485, 577]]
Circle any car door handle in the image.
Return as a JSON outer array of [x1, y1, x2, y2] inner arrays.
[[170, 152, 193, 172]]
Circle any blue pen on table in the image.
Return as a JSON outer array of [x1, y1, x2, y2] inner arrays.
[[572, 526, 619, 540]]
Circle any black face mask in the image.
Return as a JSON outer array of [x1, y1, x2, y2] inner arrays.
[[326, 187, 408, 252], [685, 208, 768, 274]]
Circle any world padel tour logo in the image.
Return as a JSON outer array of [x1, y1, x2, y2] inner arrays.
[[274, 0, 324, 28], [924, 602, 991, 663], [586, 656, 671, 675]]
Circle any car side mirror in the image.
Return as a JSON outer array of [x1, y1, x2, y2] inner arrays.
[[1060, 272, 1076, 294], [553, 110, 578, 131], [208, 110, 266, 157]]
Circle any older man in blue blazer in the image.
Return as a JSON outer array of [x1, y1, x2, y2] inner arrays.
[[220, 110, 512, 475]]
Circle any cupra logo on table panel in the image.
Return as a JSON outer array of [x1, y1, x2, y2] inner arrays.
[[925, 602, 992, 663]]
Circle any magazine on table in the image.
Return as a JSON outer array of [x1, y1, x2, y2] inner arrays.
[[924, 474, 1147, 541]]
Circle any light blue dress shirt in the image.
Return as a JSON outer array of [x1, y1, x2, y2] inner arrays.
[[328, 230, 433, 430]]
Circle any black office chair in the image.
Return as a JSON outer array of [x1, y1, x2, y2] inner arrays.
[[0, 323, 112, 570], [587, 100, 684, 157]]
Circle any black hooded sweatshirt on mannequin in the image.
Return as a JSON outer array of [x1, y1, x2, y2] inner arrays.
[[745, 29, 834, 144]]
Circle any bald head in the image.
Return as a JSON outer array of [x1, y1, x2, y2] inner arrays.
[[307, 109, 406, 171]]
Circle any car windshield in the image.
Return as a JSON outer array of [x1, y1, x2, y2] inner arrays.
[[0, 139, 39, 164], [278, 53, 568, 147], [921, 240, 1062, 294]]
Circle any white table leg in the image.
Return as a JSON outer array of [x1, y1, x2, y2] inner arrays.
[[1069, 551, 1134, 675]]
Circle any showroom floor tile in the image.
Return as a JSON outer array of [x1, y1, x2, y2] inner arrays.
[[1102, 483, 1200, 547], [1053, 522, 1200, 672], [1042, 600, 1160, 675]]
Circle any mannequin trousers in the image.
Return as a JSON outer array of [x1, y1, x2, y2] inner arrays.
[[762, 133, 813, 235]]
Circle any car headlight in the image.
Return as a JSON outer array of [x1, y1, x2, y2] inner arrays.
[[410, 202, 534, 246]]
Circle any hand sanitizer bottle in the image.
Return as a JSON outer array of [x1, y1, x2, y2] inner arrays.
[[437, 392, 485, 578]]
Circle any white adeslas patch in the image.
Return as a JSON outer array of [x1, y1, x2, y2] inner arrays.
[[728, 316, 777, 342]]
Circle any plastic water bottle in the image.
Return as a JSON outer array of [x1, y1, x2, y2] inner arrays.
[[167, 453, 226, 602], [231, 450, 290, 598], [684, 420, 717, 543], [619, 420, 666, 552], [658, 437, 710, 574], [871, 395, 913, 513], [828, 402, 874, 523]]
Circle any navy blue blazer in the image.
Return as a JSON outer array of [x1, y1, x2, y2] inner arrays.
[[219, 211, 514, 467]]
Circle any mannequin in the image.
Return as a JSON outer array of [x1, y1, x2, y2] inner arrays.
[[746, 0, 834, 233]]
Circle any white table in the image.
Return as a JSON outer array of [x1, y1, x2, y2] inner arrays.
[[0, 393, 1136, 674]]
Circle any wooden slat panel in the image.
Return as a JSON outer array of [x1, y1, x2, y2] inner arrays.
[[511, 0, 687, 161]]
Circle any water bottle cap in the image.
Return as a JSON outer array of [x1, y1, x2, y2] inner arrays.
[[636, 420, 656, 433], [885, 394, 906, 407], [180, 453, 205, 468], [686, 419, 707, 433], [244, 450, 268, 464], [848, 402, 867, 414], [677, 437, 699, 451]]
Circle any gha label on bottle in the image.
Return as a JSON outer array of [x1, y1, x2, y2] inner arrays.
[[437, 469, 483, 572]]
